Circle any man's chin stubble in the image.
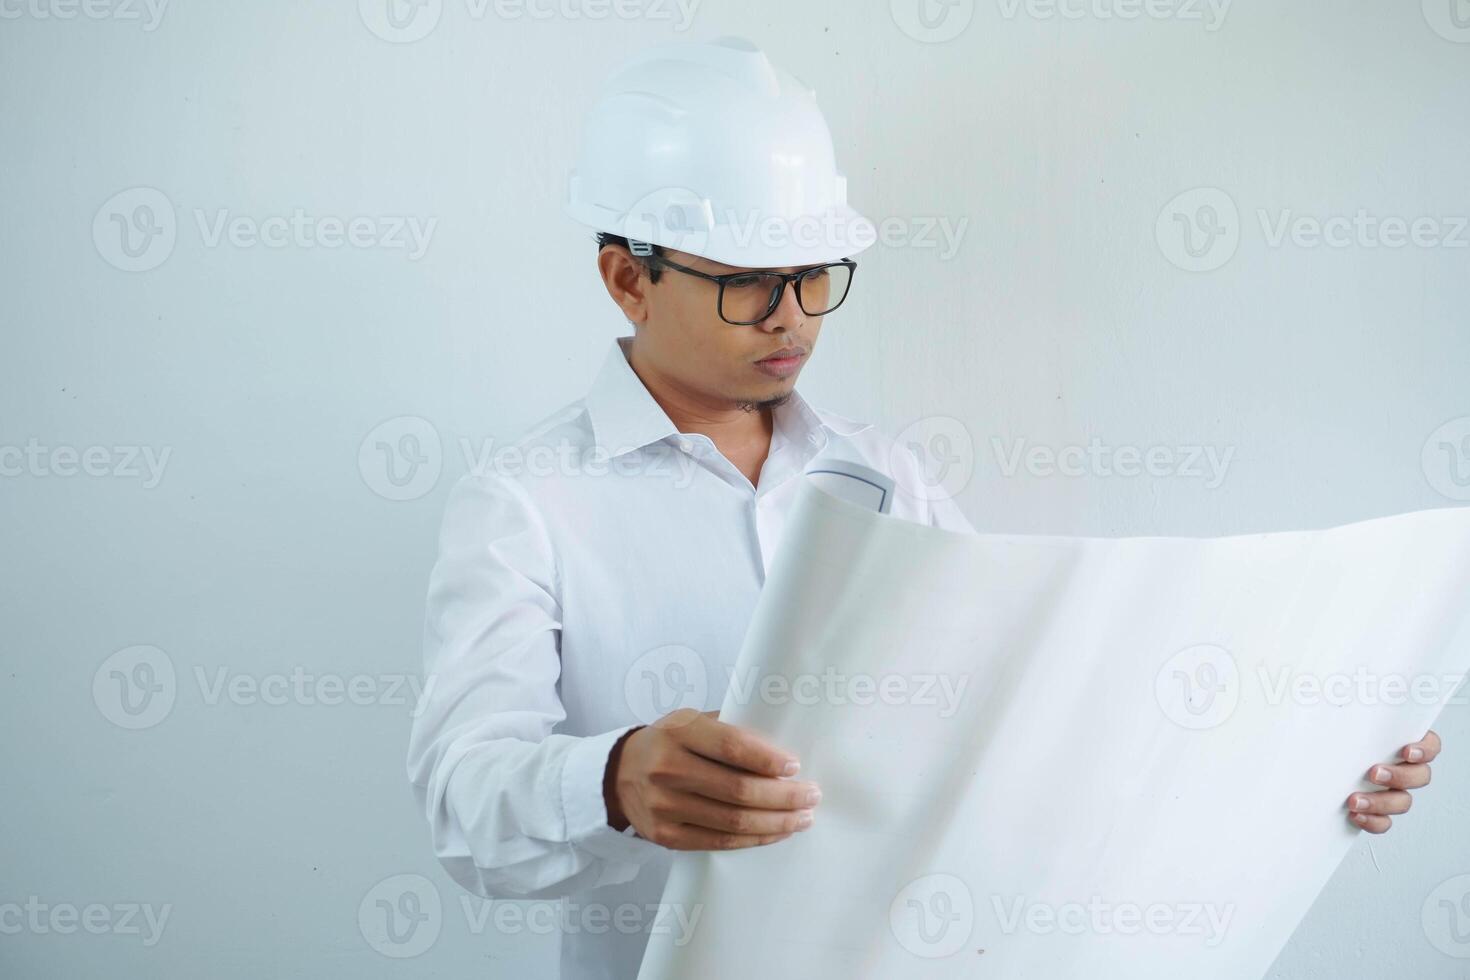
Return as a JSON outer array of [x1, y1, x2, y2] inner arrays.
[[737, 390, 795, 413]]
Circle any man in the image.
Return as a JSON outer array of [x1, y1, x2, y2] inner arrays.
[[406, 36, 1440, 980]]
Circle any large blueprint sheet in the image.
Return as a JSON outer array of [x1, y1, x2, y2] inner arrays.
[[638, 471, 1470, 979]]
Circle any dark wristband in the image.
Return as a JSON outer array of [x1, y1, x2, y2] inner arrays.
[[603, 725, 645, 832]]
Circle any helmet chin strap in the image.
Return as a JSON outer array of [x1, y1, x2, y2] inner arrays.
[[628, 239, 654, 257]]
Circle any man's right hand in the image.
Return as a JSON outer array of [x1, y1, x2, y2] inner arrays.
[[604, 708, 821, 851]]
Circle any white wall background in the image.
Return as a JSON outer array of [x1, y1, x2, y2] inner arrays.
[[2, 1, 1468, 977]]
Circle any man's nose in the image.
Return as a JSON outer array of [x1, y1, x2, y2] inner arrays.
[[757, 280, 806, 331]]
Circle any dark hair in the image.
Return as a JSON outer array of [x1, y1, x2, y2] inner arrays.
[[596, 232, 665, 284]]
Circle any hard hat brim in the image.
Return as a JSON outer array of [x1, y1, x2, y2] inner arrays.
[[566, 199, 876, 270]]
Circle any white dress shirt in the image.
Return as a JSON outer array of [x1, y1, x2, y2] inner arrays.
[[406, 335, 973, 980]]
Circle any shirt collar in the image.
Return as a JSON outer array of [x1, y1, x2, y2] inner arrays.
[[584, 335, 871, 458]]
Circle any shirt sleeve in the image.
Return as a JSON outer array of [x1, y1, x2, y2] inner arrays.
[[406, 471, 663, 900]]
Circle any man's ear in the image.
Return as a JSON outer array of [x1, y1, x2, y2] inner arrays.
[[599, 246, 652, 326]]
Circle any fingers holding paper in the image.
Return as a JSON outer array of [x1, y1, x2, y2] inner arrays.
[[607, 707, 821, 851], [1344, 729, 1440, 834]]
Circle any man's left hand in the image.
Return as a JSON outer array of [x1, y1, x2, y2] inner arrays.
[[1345, 730, 1441, 834]]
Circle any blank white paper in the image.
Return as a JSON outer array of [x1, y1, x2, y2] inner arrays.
[[637, 471, 1470, 979]]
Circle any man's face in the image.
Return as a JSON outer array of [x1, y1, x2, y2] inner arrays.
[[616, 247, 830, 410]]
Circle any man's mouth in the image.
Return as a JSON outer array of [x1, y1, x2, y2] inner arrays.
[[754, 347, 807, 378]]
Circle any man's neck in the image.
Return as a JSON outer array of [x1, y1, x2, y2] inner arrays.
[[624, 337, 779, 484]]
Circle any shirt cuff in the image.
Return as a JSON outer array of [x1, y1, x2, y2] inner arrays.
[[560, 724, 663, 864]]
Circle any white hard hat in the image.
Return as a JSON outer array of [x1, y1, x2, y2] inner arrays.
[[564, 36, 876, 269]]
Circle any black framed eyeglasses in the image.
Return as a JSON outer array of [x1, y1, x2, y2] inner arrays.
[[642, 253, 857, 326]]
